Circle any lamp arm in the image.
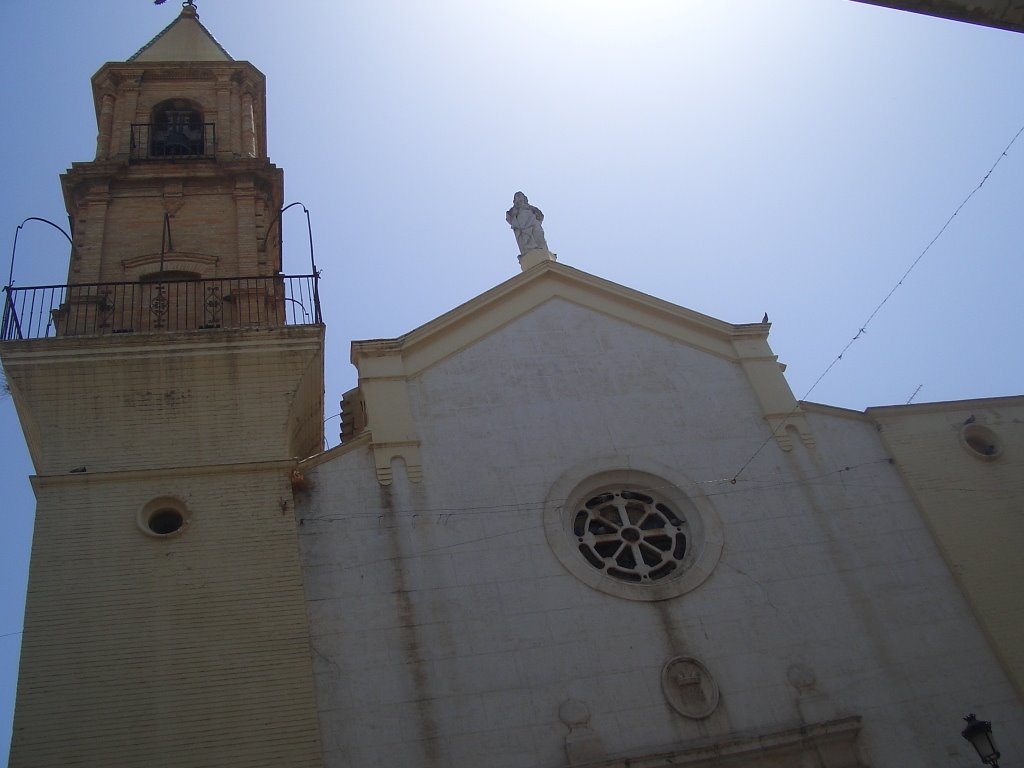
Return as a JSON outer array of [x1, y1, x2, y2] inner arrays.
[[6, 217, 74, 289]]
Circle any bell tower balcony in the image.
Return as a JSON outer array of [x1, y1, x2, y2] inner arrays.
[[130, 121, 217, 160], [1, 273, 320, 340]]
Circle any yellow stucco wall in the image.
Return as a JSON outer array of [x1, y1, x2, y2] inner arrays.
[[869, 397, 1024, 700], [1, 327, 325, 768]]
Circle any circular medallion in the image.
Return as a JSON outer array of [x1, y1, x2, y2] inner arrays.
[[661, 656, 719, 719]]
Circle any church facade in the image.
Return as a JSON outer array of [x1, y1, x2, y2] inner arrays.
[[300, 257, 1023, 767], [2, 7, 1022, 768]]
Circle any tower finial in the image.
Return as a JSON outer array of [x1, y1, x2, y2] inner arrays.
[[153, 0, 197, 12]]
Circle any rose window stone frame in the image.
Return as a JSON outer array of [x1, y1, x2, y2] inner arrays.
[[544, 460, 723, 601]]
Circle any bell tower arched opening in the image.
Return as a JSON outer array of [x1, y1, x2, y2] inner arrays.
[[149, 98, 206, 157]]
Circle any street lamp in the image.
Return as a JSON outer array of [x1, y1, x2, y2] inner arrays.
[[962, 714, 1000, 767]]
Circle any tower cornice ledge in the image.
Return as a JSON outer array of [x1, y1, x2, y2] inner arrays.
[[29, 457, 299, 489], [93, 60, 265, 85], [0, 325, 325, 474], [63, 158, 283, 178], [0, 325, 324, 365]]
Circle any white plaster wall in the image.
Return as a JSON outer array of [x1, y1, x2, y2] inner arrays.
[[299, 299, 1023, 768]]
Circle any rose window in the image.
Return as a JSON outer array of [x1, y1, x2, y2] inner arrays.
[[572, 488, 688, 583]]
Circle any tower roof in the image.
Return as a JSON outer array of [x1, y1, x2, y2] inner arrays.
[[129, 4, 232, 62]]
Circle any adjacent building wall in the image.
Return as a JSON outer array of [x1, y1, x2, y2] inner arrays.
[[869, 397, 1024, 701]]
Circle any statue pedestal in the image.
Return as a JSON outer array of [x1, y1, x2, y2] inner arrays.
[[518, 248, 557, 271]]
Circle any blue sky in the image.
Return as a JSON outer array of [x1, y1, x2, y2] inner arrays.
[[1, 0, 1022, 759]]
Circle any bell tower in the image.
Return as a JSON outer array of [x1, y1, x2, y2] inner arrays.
[[1, 6, 325, 767], [61, 2, 291, 334]]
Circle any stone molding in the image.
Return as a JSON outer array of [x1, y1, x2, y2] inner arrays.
[[30, 458, 298, 489], [351, 261, 765, 373], [121, 251, 218, 280], [576, 716, 863, 768], [0, 325, 323, 365], [371, 440, 424, 486]]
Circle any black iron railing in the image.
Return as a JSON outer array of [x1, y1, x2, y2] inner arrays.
[[130, 123, 217, 160], [1, 275, 321, 341]]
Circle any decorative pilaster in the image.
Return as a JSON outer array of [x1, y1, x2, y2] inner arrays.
[[351, 342, 425, 486], [732, 332, 815, 451], [241, 91, 257, 159], [112, 73, 142, 159], [72, 183, 111, 281], [216, 74, 233, 159], [95, 92, 115, 160], [234, 176, 258, 275]]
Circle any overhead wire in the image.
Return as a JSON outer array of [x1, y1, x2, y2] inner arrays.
[[295, 456, 1007, 528], [297, 459, 890, 522], [729, 118, 1024, 483], [299, 483, 1007, 579]]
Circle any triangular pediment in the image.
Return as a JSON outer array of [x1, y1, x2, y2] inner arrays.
[[351, 261, 771, 377], [347, 261, 810, 481], [129, 6, 232, 62]]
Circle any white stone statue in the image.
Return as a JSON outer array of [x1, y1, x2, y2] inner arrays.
[[506, 191, 549, 255]]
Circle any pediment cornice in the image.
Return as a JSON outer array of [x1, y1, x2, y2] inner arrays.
[[352, 261, 771, 377]]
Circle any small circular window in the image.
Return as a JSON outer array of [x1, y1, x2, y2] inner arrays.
[[138, 497, 190, 538], [545, 463, 722, 601], [959, 424, 1002, 461]]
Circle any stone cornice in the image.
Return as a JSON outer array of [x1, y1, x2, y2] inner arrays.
[[349, 262, 815, 472], [800, 401, 872, 421], [351, 261, 772, 375], [60, 160, 283, 212], [30, 458, 297, 489], [0, 325, 324, 367], [866, 393, 1024, 416]]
